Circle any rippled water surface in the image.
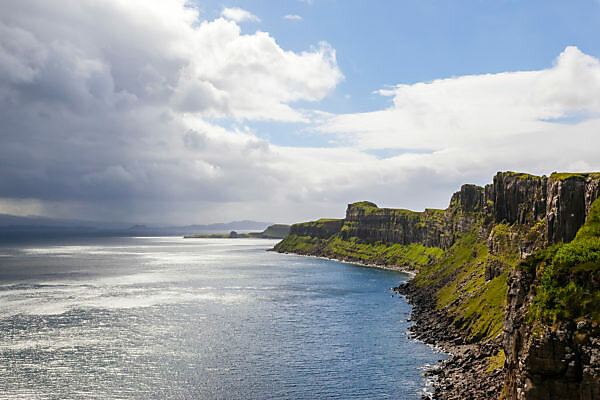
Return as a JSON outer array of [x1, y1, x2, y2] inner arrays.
[[0, 236, 444, 399]]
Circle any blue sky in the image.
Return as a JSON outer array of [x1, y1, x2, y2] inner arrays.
[[194, 0, 600, 147], [1, 0, 600, 224], [197, 1, 600, 95]]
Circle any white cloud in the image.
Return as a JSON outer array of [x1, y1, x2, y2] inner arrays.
[[284, 14, 303, 21], [293, 46, 600, 215], [319, 46, 600, 151], [0, 0, 598, 225], [0, 1, 342, 122], [221, 7, 260, 23], [174, 20, 342, 121]]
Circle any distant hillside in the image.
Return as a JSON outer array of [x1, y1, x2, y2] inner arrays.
[[0, 215, 271, 236], [127, 220, 271, 235]]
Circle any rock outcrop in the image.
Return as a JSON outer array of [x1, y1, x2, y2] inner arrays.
[[545, 174, 600, 244], [490, 172, 600, 245]]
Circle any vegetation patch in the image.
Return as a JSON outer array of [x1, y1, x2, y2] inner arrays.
[[528, 199, 600, 323], [458, 273, 508, 340], [274, 234, 324, 253], [411, 229, 515, 341], [323, 236, 443, 269], [501, 171, 545, 180], [486, 349, 506, 373], [549, 172, 600, 181]]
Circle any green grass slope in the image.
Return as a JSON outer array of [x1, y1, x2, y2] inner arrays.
[[275, 232, 443, 270], [525, 198, 600, 323]]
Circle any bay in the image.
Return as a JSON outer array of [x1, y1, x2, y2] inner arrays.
[[0, 236, 444, 399]]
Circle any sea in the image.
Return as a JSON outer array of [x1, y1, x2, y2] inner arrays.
[[0, 235, 445, 399]]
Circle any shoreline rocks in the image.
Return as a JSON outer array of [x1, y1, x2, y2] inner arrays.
[[394, 281, 505, 400]]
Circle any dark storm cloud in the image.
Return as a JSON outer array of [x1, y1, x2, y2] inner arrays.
[[2, 1, 599, 225], [0, 0, 342, 223]]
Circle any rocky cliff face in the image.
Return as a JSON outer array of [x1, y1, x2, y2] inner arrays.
[[288, 173, 600, 253], [288, 218, 344, 239], [502, 192, 600, 400], [546, 174, 600, 244], [504, 264, 600, 400], [340, 185, 485, 250], [340, 202, 449, 248], [489, 172, 600, 245], [275, 171, 600, 400]]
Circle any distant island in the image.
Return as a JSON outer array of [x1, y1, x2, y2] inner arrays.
[[184, 224, 290, 239]]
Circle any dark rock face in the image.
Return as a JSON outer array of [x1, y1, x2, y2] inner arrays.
[[289, 219, 344, 239], [340, 184, 485, 249], [492, 173, 547, 225], [585, 177, 600, 217], [451, 183, 485, 213], [490, 172, 600, 245], [503, 268, 600, 400], [546, 176, 589, 244], [484, 259, 506, 281], [341, 205, 449, 248]]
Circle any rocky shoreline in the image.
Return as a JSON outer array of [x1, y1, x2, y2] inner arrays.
[[278, 249, 501, 399], [274, 248, 419, 275], [394, 280, 505, 400]]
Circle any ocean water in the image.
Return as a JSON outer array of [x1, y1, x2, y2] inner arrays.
[[0, 236, 445, 399]]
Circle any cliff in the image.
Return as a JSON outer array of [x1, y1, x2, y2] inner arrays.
[[503, 198, 600, 399], [274, 171, 600, 399]]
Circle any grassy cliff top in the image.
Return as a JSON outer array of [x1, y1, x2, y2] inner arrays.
[[293, 218, 343, 227], [349, 201, 378, 208], [260, 224, 291, 238], [424, 208, 445, 214], [499, 171, 545, 180], [496, 170, 600, 182], [549, 172, 600, 181], [348, 201, 426, 217]]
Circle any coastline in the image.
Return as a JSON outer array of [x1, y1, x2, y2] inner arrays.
[[273, 249, 417, 276], [394, 280, 505, 400], [275, 248, 503, 400], [274, 249, 469, 398]]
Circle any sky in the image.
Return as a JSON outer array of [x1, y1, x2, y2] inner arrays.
[[1, 0, 600, 225]]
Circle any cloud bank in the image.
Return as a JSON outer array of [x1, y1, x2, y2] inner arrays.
[[0, 1, 599, 225], [320, 46, 600, 151]]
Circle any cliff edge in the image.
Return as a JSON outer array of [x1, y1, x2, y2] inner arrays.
[[274, 171, 600, 399]]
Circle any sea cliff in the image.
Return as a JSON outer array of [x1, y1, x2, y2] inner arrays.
[[274, 171, 600, 399]]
